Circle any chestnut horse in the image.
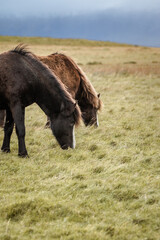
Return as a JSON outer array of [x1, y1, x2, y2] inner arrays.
[[0, 45, 81, 157], [38, 53, 102, 127]]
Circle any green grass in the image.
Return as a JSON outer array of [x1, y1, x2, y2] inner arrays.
[[0, 37, 160, 239]]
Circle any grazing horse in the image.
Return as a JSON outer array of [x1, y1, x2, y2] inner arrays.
[[38, 53, 102, 127], [0, 45, 81, 157], [0, 110, 5, 127]]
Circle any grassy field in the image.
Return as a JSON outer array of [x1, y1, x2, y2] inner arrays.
[[0, 36, 160, 240]]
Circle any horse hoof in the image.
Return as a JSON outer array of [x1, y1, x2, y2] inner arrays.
[[1, 148, 10, 153], [18, 153, 29, 158]]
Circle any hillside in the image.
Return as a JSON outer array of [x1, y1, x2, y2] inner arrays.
[[0, 36, 131, 47]]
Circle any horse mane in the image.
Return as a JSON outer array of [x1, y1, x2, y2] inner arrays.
[[74, 104, 81, 126], [51, 53, 102, 111], [10, 44, 31, 56], [10, 45, 82, 126]]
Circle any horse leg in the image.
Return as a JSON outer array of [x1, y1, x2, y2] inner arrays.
[[11, 104, 28, 157], [1, 108, 14, 153], [0, 110, 5, 128]]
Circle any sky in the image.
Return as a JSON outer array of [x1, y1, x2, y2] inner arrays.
[[0, 0, 160, 18], [0, 0, 160, 46]]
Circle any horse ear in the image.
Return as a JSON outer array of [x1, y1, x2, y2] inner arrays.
[[97, 93, 100, 98], [60, 102, 65, 112], [70, 102, 77, 113], [71, 102, 76, 111]]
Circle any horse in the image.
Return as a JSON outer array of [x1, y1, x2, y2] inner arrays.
[[38, 53, 102, 127], [0, 52, 102, 129], [0, 110, 5, 127], [0, 45, 81, 157]]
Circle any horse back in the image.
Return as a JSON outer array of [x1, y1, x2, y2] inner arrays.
[[39, 54, 81, 98]]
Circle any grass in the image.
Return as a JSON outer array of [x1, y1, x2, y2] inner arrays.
[[0, 36, 160, 239]]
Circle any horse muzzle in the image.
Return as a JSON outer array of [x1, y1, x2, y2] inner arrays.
[[61, 142, 75, 150], [61, 144, 69, 150]]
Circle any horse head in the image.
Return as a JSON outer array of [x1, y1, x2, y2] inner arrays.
[[50, 102, 81, 149], [81, 93, 101, 127]]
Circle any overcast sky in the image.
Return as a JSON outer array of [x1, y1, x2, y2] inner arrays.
[[1, 0, 160, 18]]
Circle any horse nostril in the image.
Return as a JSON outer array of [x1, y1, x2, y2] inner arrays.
[[84, 121, 89, 126], [61, 144, 68, 150], [94, 122, 99, 128], [71, 144, 75, 149]]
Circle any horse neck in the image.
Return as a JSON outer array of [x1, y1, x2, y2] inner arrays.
[[75, 78, 89, 108], [35, 77, 65, 117], [23, 53, 72, 117]]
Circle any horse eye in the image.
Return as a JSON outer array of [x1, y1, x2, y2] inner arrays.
[[70, 121, 75, 126]]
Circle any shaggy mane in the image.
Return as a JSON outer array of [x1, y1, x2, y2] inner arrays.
[[74, 104, 82, 127], [52, 53, 102, 111], [10, 44, 31, 56]]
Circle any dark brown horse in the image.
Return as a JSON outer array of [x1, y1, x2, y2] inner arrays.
[[0, 45, 81, 157], [0, 110, 5, 127], [38, 53, 102, 127]]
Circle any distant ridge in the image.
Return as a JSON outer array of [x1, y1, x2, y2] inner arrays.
[[0, 36, 132, 47]]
